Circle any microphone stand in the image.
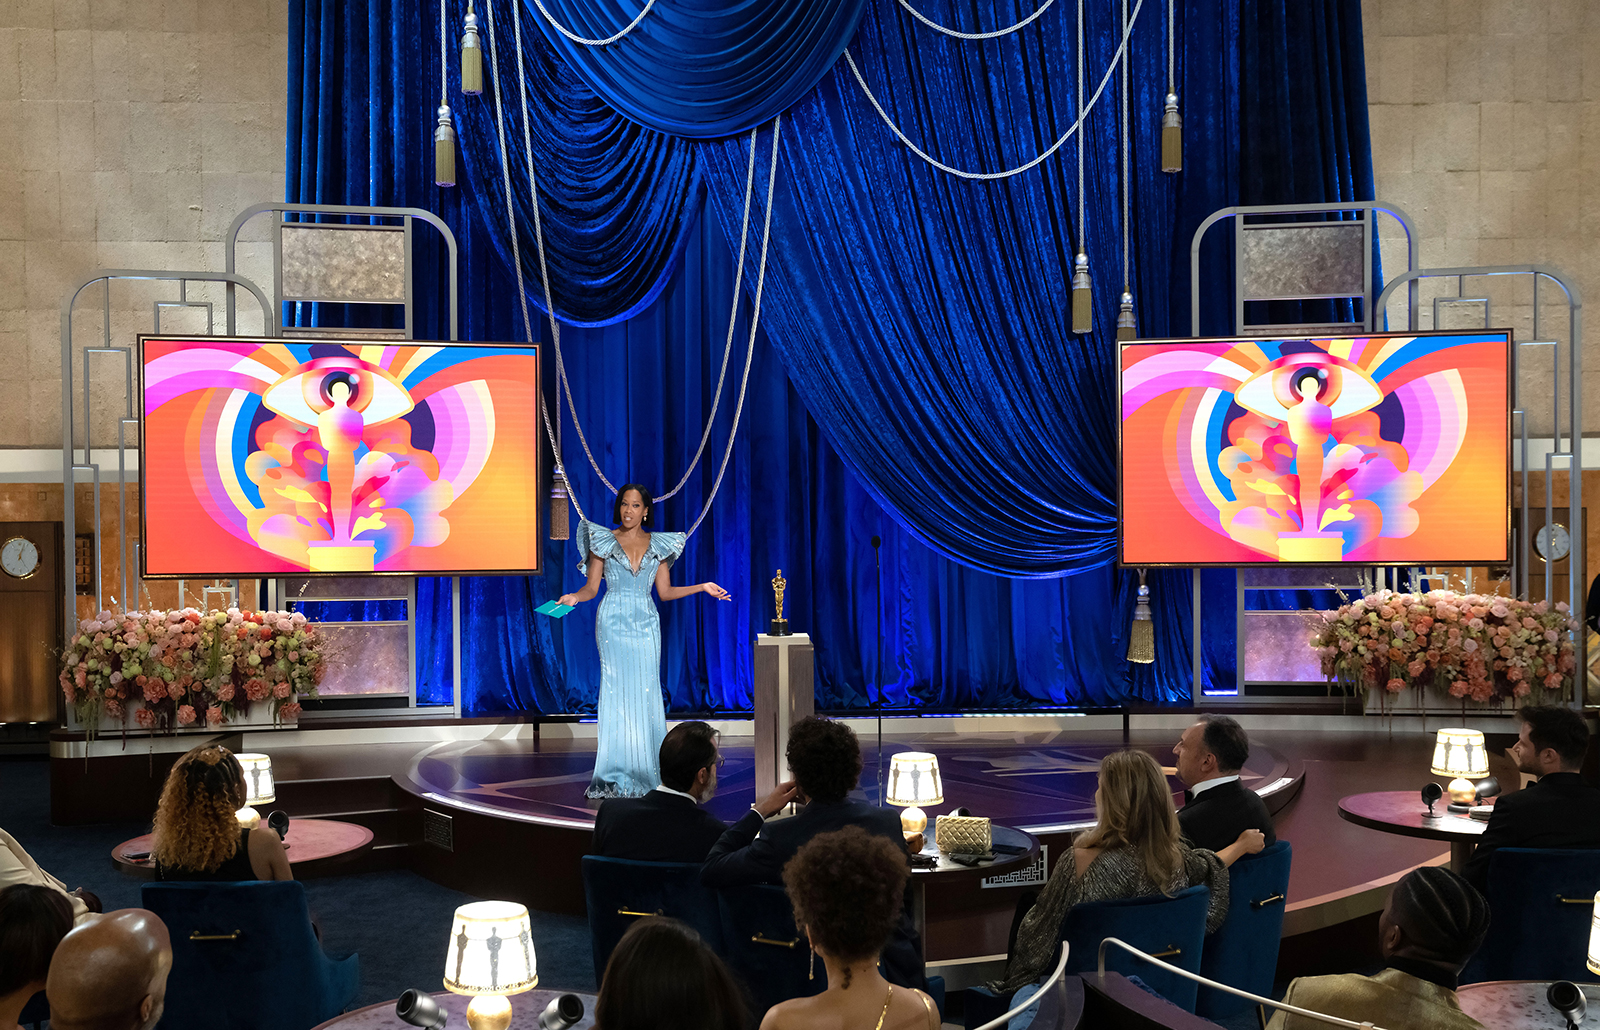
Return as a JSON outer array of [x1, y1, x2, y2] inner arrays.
[[872, 534, 883, 805]]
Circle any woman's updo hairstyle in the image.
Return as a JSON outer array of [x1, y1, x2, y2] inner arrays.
[[783, 826, 909, 985], [613, 483, 655, 528]]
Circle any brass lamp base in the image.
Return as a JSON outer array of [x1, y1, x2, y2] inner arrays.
[[235, 806, 261, 829], [465, 994, 513, 1030]]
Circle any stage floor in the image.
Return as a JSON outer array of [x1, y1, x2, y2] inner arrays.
[[398, 728, 1300, 836]]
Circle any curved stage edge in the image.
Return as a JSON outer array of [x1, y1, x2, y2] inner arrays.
[[395, 728, 1312, 964]]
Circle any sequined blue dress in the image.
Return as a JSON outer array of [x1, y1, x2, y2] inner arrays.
[[578, 520, 687, 799]]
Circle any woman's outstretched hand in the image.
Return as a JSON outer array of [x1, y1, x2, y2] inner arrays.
[[1235, 828, 1266, 854], [557, 593, 582, 607], [702, 582, 732, 601]]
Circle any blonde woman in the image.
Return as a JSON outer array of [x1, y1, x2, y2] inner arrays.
[[151, 744, 291, 882], [994, 749, 1264, 991]]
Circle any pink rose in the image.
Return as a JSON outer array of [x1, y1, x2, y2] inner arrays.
[[216, 683, 236, 702], [142, 681, 166, 703], [1407, 659, 1427, 678], [1490, 602, 1510, 619], [1557, 601, 1570, 613], [245, 679, 269, 702], [134, 708, 154, 728], [1522, 617, 1538, 630], [1449, 680, 1469, 698], [1385, 677, 1406, 694], [279, 701, 302, 721], [106, 699, 123, 718], [1514, 682, 1531, 697], [1462, 639, 1479, 652], [169, 682, 185, 699], [1546, 630, 1560, 643], [1468, 618, 1484, 631], [177, 705, 196, 725], [288, 651, 299, 661], [205, 705, 223, 725], [272, 682, 290, 699]]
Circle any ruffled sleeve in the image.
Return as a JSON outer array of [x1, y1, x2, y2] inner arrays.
[[576, 521, 620, 572], [650, 532, 687, 568]]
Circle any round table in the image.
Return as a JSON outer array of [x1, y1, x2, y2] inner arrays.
[[1336, 791, 1490, 873], [311, 989, 598, 1030], [1457, 980, 1600, 1029], [904, 824, 1040, 957], [112, 818, 375, 880]]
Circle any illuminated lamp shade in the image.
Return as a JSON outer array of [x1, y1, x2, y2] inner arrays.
[[444, 901, 537, 1030], [886, 752, 944, 839], [235, 753, 275, 829], [1587, 894, 1600, 975], [1430, 728, 1489, 810]]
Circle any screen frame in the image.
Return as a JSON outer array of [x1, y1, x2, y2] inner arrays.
[[1116, 328, 1514, 569], [136, 334, 546, 579]]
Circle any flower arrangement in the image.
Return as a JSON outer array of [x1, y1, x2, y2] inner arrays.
[[59, 608, 325, 737], [1310, 590, 1578, 708]]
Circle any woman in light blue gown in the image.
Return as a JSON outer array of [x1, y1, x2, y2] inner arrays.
[[559, 484, 730, 798]]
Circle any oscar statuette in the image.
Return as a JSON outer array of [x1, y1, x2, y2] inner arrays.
[[769, 569, 791, 636]]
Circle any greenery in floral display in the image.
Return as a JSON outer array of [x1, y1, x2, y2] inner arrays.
[[1310, 590, 1578, 706], [59, 608, 324, 737]]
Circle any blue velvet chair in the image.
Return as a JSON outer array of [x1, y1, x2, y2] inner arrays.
[[1059, 884, 1211, 1012], [714, 885, 825, 1016], [142, 881, 359, 1030], [1196, 840, 1293, 1020], [1460, 847, 1600, 984], [581, 856, 724, 984]]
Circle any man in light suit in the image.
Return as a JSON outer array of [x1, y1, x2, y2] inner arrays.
[[591, 721, 736, 863], [1172, 714, 1276, 854]]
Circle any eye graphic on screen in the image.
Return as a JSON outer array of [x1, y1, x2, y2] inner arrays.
[[1119, 331, 1510, 566], [140, 338, 543, 577]]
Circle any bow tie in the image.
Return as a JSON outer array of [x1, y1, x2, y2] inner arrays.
[[1182, 790, 1195, 805]]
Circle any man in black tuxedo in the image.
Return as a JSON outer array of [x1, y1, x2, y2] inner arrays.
[[1462, 704, 1600, 891], [1172, 714, 1276, 853], [701, 716, 924, 989], [591, 721, 737, 863]]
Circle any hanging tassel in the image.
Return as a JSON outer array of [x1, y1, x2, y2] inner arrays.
[[1161, 93, 1183, 173], [549, 467, 570, 540], [434, 105, 457, 187], [1116, 292, 1137, 342], [460, 2, 483, 96], [1127, 569, 1155, 664], [1071, 252, 1092, 334]]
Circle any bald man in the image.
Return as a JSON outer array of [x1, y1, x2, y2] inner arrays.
[[47, 909, 172, 1030]]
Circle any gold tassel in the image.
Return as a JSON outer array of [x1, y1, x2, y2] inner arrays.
[[1071, 252, 1092, 334], [461, 3, 483, 96], [434, 105, 457, 187], [1127, 569, 1155, 664], [1161, 93, 1182, 173], [550, 467, 570, 540], [1116, 292, 1137, 342]]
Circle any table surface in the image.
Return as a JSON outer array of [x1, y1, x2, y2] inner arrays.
[[1457, 980, 1600, 1029], [1337, 790, 1492, 842], [311, 990, 598, 1030], [909, 824, 1039, 881], [113, 818, 374, 878]]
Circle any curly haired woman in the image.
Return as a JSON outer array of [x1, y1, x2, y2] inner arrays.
[[763, 826, 939, 1030], [151, 744, 291, 882]]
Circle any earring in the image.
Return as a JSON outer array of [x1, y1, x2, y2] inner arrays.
[[809, 943, 815, 981]]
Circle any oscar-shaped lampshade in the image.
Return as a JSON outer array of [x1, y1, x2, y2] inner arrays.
[[235, 753, 275, 829], [1430, 729, 1489, 810], [886, 752, 943, 839], [1587, 893, 1600, 975], [444, 901, 537, 1030]]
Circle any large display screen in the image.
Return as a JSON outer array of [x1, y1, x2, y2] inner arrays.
[[1120, 331, 1510, 566], [141, 337, 542, 577]]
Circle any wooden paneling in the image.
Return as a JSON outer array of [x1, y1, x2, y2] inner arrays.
[[0, 521, 62, 723]]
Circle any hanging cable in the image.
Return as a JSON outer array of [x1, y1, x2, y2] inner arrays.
[[1115, 0, 1135, 341], [1069, 0, 1091, 333], [529, 0, 657, 46], [435, 0, 457, 186], [842, 0, 1143, 181], [1161, 0, 1181, 172], [896, 0, 1057, 40]]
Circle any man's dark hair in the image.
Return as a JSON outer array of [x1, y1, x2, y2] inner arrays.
[[659, 721, 718, 793], [595, 917, 747, 1030], [1197, 714, 1251, 773], [785, 717, 862, 804], [1518, 705, 1591, 769], [1388, 866, 1489, 967], [0, 884, 74, 995]]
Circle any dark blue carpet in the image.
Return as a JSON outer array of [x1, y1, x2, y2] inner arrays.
[[0, 757, 595, 1005]]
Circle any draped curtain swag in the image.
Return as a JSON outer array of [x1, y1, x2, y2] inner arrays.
[[286, 0, 1375, 712]]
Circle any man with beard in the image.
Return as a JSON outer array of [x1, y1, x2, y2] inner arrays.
[[1461, 704, 1600, 891]]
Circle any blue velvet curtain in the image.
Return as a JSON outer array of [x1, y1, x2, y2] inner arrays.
[[287, 0, 1375, 712]]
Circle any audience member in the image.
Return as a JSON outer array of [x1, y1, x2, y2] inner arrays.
[[1172, 714, 1277, 853], [46, 909, 173, 1030], [1461, 704, 1600, 890], [592, 722, 735, 862], [702, 716, 924, 989], [151, 744, 290, 882], [1267, 867, 1488, 1029], [994, 749, 1264, 992], [593, 917, 746, 1030], [763, 827, 940, 1030], [0, 825, 100, 922], [0, 884, 75, 1030]]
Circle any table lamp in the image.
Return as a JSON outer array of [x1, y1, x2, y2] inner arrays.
[[1429, 729, 1488, 812], [886, 752, 943, 841], [443, 901, 537, 1030], [235, 753, 275, 829]]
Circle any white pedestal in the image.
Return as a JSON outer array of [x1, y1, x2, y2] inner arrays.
[[754, 632, 815, 799]]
